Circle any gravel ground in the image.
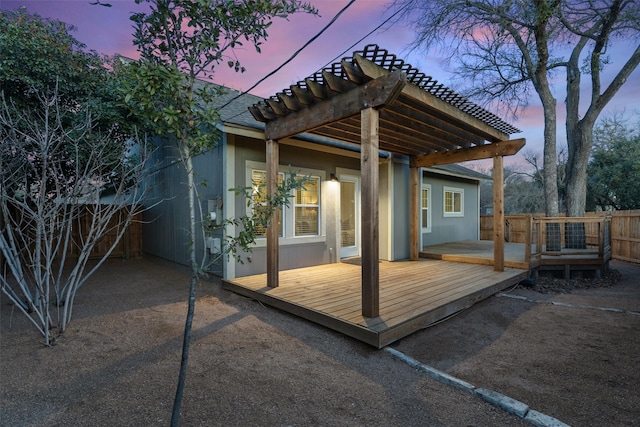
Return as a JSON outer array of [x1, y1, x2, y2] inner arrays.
[[1, 257, 638, 426], [393, 260, 640, 426]]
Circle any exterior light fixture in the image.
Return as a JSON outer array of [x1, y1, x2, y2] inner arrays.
[[330, 173, 338, 182]]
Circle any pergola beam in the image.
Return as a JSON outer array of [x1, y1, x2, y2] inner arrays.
[[410, 138, 525, 168], [265, 69, 406, 141]]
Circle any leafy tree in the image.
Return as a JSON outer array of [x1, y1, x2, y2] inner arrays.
[[121, 1, 317, 424], [0, 10, 150, 345], [392, 0, 640, 217], [587, 114, 640, 210], [1, 7, 97, 107], [0, 8, 135, 141]]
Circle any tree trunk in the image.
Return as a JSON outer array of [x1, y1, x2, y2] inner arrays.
[[171, 145, 198, 426], [171, 274, 197, 427], [530, 4, 560, 218], [565, 121, 594, 217], [541, 97, 559, 217], [564, 35, 588, 218]]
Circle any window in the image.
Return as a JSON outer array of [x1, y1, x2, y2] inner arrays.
[[251, 169, 283, 237], [421, 184, 431, 232], [294, 176, 320, 236], [443, 186, 464, 217], [246, 162, 325, 242]]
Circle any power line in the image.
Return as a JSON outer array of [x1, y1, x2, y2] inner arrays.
[[219, 1, 411, 124], [154, 2, 409, 173], [317, 2, 410, 71], [217, 0, 357, 112]]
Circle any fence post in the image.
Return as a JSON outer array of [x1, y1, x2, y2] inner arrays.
[[525, 215, 532, 265]]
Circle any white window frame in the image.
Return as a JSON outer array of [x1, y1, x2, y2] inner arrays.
[[245, 161, 326, 246], [443, 186, 464, 217], [421, 184, 432, 233]]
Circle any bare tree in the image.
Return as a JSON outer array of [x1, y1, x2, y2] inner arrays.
[[393, 0, 640, 216], [0, 89, 151, 346]]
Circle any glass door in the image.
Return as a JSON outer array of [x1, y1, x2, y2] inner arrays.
[[340, 175, 360, 258]]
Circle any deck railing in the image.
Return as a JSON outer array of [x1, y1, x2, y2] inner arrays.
[[533, 216, 611, 259], [481, 214, 612, 265]]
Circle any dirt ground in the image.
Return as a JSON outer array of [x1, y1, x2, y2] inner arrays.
[[1, 258, 638, 426]]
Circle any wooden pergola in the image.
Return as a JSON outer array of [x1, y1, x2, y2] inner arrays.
[[249, 45, 524, 318]]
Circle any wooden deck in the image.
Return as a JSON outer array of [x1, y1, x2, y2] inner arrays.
[[421, 239, 611, 278], [223, 259, 528, 348], [420, 240, 538, 270]]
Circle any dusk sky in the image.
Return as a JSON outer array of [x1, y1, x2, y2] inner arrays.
[[3, 0, 640, 169]]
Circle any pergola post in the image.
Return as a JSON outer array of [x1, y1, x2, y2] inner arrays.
[[493, 155, 505, 272], [266, 139, 280, 287], [410, 165, 420, 261], [361, 107, 379, 318]]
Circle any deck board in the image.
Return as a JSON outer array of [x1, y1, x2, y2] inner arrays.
[[223, 258, 528, 347], [421, 239, 610, 278], [419, 240, 536, 269]]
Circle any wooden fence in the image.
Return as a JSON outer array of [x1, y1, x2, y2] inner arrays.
[[481, 210, 640, 264], [0, 206, 142, 275], [70, 207, 143, 260], [587, 210, 640, 264]]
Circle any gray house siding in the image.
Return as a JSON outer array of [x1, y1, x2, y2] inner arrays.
[[379, 161, 390, 260], [421, 171, 480, 246], [231, 135, 362, 277], [141, 130, 484, 279], [142, 139, 225, 275], [391, 158, 411, 260]]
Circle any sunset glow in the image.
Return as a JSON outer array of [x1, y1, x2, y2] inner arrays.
[[3, 0, 639, 170]]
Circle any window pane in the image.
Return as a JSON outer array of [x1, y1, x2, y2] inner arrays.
[[296, 178, 319, 204], [445, 191, 453, 212], [294, 176, 320, 236], [454, 192, 462, 212], [295, 207, 318, 235], [252, 170, 266, 204], [251, 169, 283, 237], [421, 187, 430, 230]]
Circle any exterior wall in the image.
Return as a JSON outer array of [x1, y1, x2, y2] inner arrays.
[[421, 171, 480, 246], [142, 138, 225, 275], [231, 135, 361, 277], [142, 132, 482, 278], [379, 160, 390, 260], [391, 157, 411, 260]]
